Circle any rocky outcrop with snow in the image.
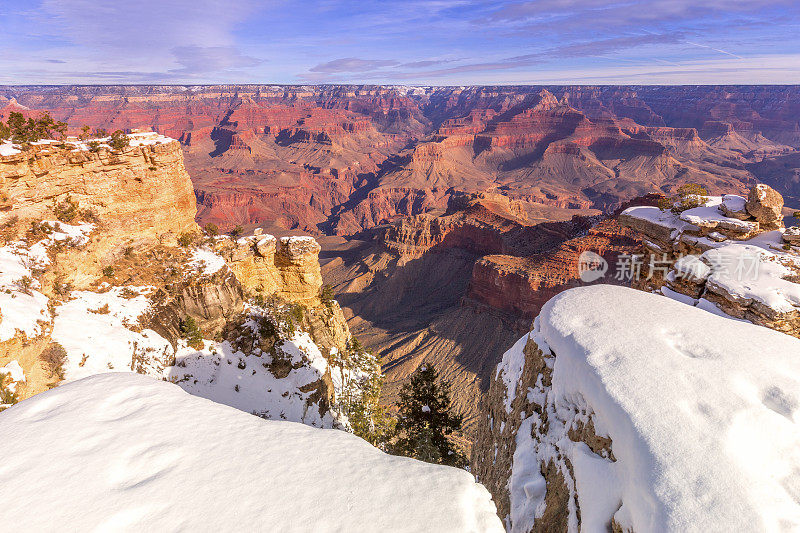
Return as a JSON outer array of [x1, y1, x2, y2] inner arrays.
[[472, 285, 800, 532], [0, 373, 503, 532], [619, 185, 800, 337], [0, 139, 369, 432]]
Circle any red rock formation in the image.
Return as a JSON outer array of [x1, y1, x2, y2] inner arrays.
[[2, 85, 796, 236]]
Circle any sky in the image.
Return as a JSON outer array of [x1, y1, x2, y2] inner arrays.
[[0, 0, 798, 85]]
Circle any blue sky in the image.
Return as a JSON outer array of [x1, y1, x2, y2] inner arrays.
[[0, 0, 798, 84]]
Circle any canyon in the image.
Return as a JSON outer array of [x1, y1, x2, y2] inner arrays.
[[4, 84, 798, 442], [2, 85, 800, 530], [2, 85, 799, 237]]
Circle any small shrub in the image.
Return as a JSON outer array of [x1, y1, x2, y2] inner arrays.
[[0, 373, 19, 407], [291, 305, 305, 324], [102, 266, 115, 278], [658, 183, 710, 214], [320, 285, 335, 308], [179, 316, 204, 349], [177, 232, 197, 247], [29, 220, 53, 239], [230, 225, 244, 238], [89, 303, 110, 314], [148, 166, 157, 171], [203, 223, 219, 236], [54, 195, 80, 223], [79, 208, 100, 223], [109, 130, 130, 151], [40, 342, 68, 380], [87, 140, 100, 152], [14, 276, 33, 295], [53, 278, 73, 297], [0, 215, 19, 243], [794, 211, 800, 220]]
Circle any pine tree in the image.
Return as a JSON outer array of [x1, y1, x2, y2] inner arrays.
[[394, 364, 465, 466]]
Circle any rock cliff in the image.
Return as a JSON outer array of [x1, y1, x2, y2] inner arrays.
[[472, 285, 800, 531], [0, 138, 369, 432]]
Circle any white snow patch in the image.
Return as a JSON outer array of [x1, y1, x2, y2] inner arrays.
[[169, 331, 340, 428], [0, 360, 25, 392], [188, 248, 227, 275], [0, 141, 21, 156], [52, 287, 172, 380], [0, 373, 504, 532]]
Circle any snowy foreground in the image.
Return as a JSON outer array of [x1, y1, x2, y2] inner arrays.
[[0, 373, 503, 532], [498, 285, 800, 532]]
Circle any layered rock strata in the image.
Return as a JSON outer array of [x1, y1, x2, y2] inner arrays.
[[619, 184, 800, 336]]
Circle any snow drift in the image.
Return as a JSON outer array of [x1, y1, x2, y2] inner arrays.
[[477, 284, 800, 532], [0, 373, 502, 532]]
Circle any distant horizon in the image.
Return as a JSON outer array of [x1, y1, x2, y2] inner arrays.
[[2, 83, 800, 89], [2, 1, 798, 85]]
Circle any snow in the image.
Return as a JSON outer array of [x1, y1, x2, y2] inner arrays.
[[721, 194, 747, 214], [0, 243, 50, 342], [281, 235, 316, 245], [169, 331, 341, 428], [503, 285, 800, 532], [188, 248, 227, 275], [0, 373, 503, 532], [0, 141, 21, 156], [679, 198, 757, 233], [52, 287, 173, 380], [703, 244, 800, 314], [126, 131, 172, 146], [0, 360, 25, 392]]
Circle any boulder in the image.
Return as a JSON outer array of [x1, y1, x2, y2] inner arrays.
[[745, 184, 784, 227], [719, 194, 750, 220], [783, 226, 800, 243]]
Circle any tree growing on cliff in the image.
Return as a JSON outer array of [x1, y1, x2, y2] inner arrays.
[[330, 339, 395, 449], [0, 120, 9, 141], [393, 364, 466, 467], [3, 111, 67, 143], [109, 130, 130, 151], [179, 316, 203, 350]]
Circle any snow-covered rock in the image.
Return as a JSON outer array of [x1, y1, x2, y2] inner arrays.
[[0, 373, 503, 532], [619, 188, 800, 336], [472, 285, 800, 532]]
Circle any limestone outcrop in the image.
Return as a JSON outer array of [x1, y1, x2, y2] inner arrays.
[[472, 286, 800, 531], [619, 185, 800, 337], [0, 137, 198, 247], [0, 138, 360, 426]]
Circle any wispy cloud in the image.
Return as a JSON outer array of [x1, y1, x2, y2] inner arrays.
[[0, 0, 797, 84], [309, 58, 399, 73]]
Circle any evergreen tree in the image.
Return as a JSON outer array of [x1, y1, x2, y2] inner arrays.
[[394, 364, 465, 466]]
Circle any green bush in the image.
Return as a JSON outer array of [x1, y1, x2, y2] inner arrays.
[[54, 195, 80, 223], [109, 130, 130, 151], [320, 285, 335, 308], [204, 223, 219, 236], [178, 232, 197, 247], [1, 111, 67, 143], [658, 183, 710, 213], [230, 225, 244, 238], [0, 373, 19, 407], [179, 316, 204, 349], [102, 266, 115, 278]]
